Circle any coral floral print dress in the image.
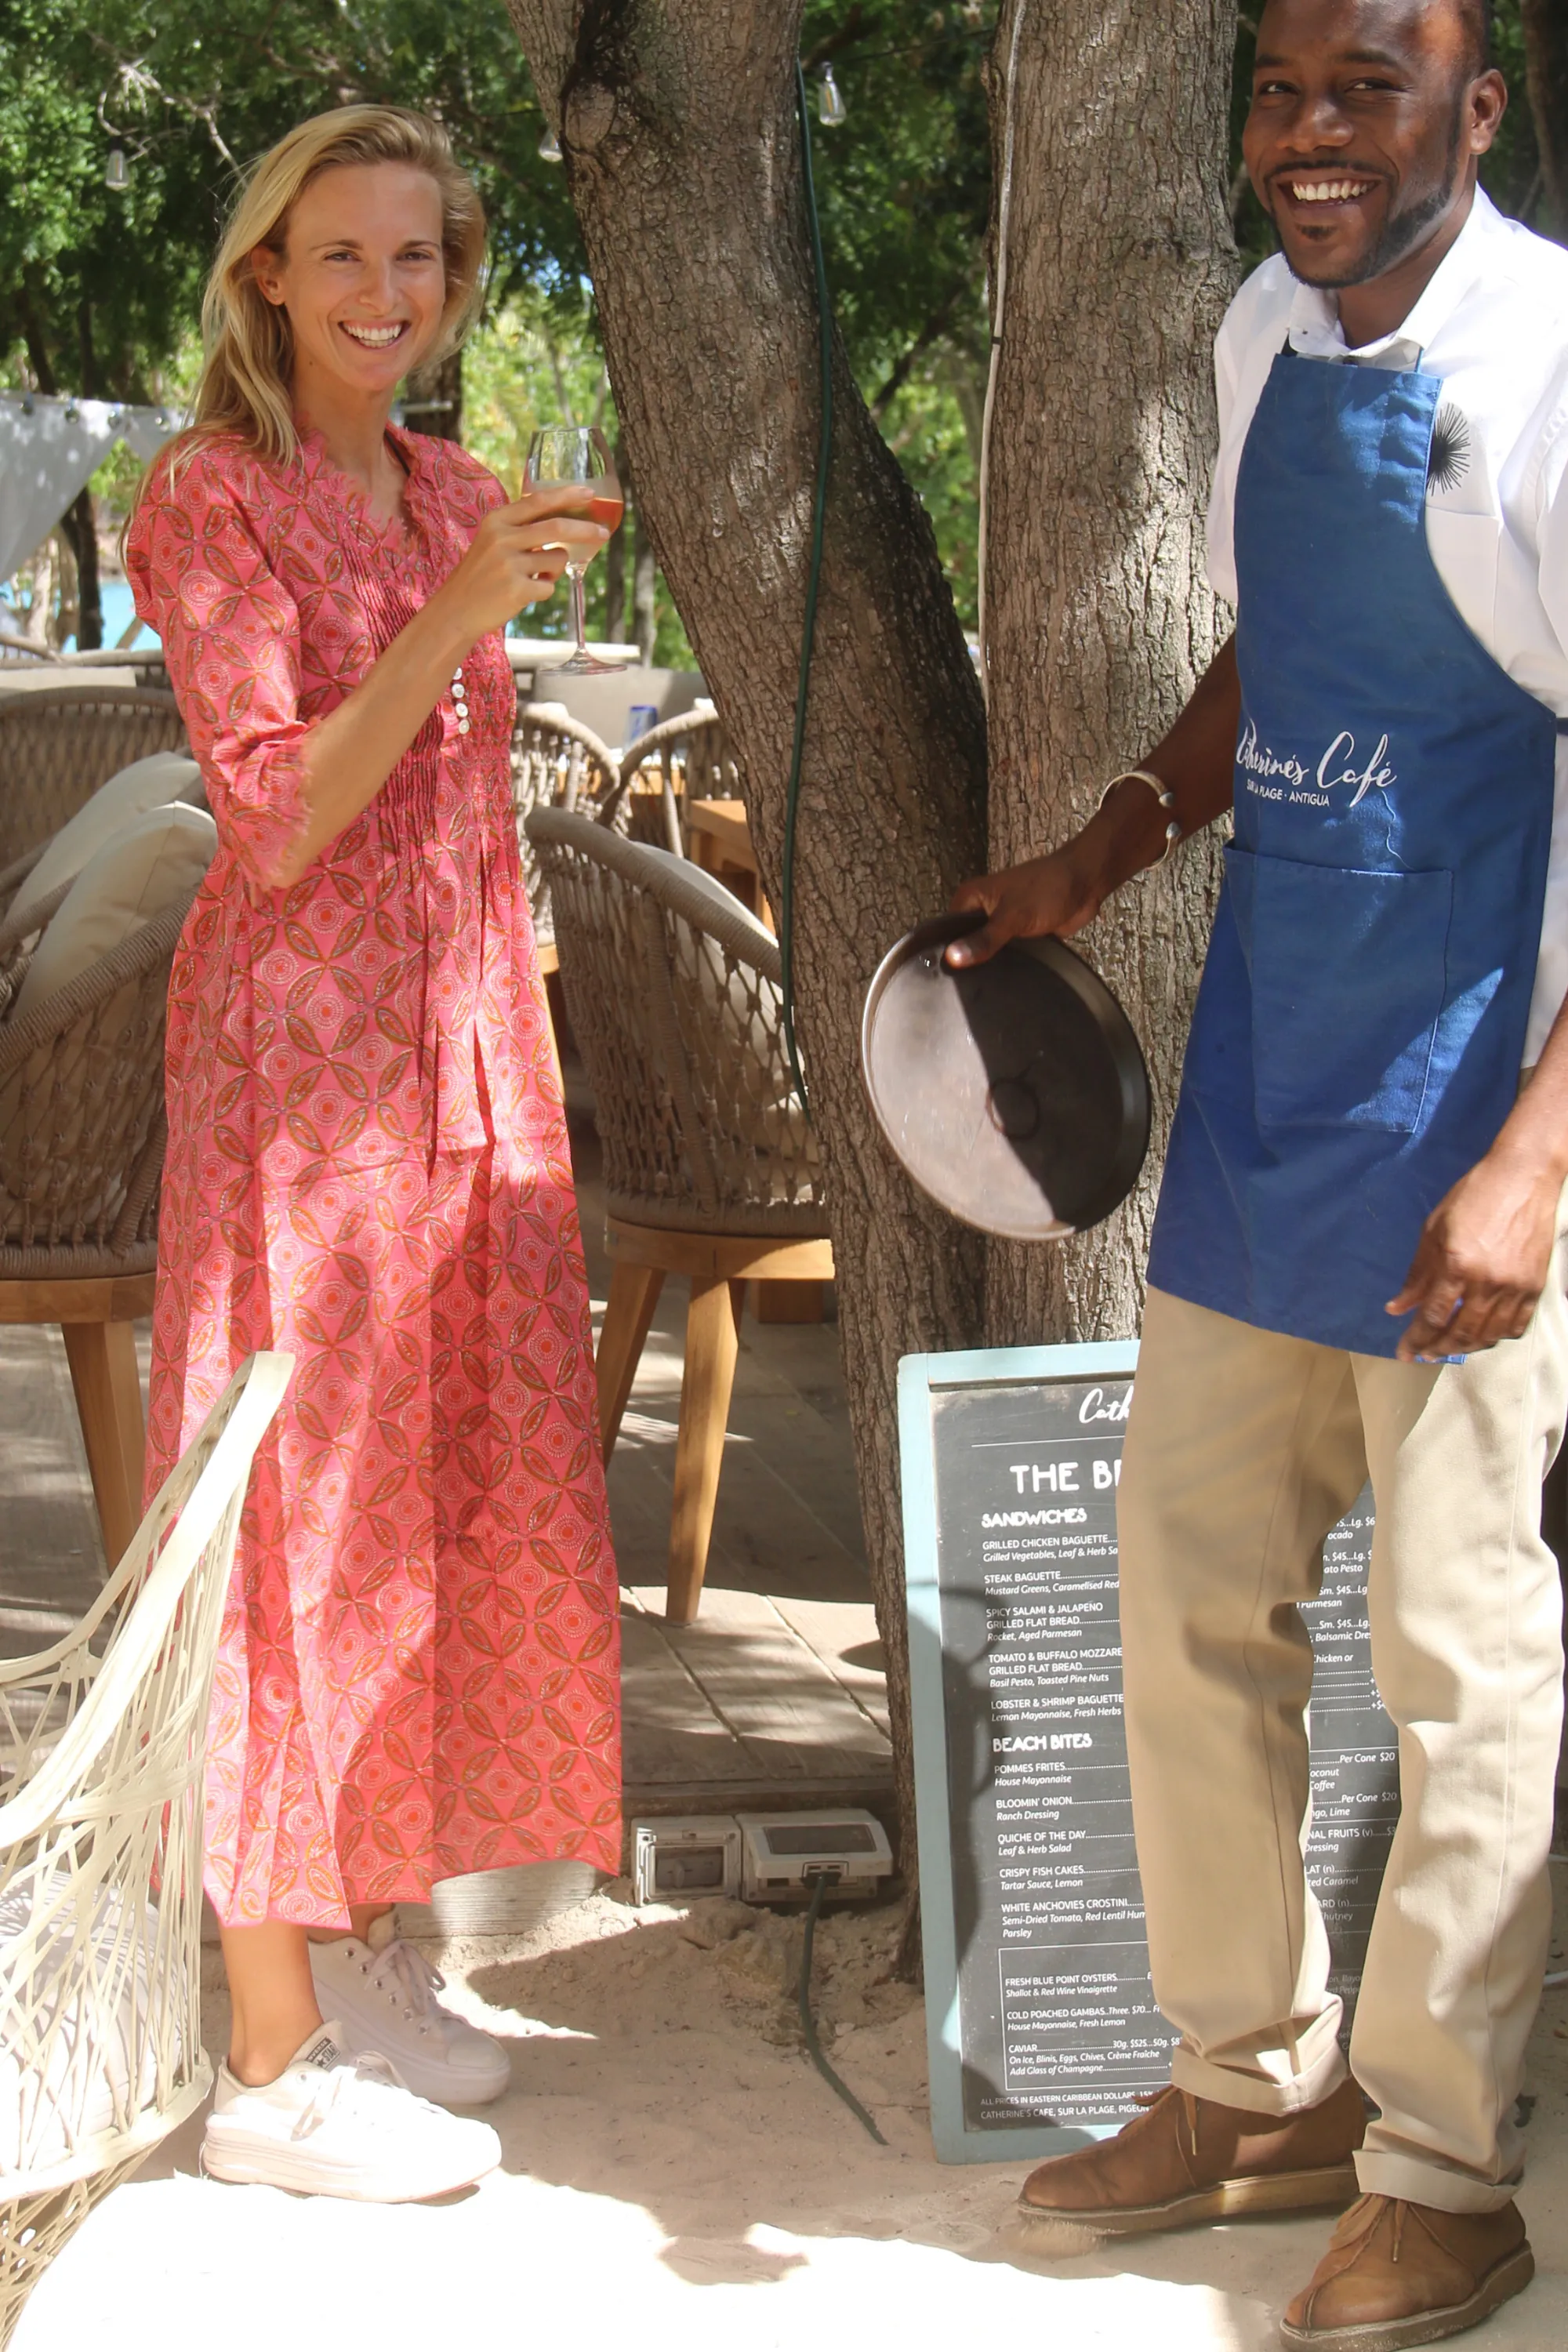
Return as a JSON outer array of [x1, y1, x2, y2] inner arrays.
[[126, 424, 620, 1927]]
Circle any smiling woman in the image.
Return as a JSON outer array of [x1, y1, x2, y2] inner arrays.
[[122, 107, 620, 2206]]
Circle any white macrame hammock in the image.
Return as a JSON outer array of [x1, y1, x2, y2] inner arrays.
[[0, 1350, 292, 2343]]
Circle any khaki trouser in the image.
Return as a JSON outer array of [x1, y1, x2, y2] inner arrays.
[[1118, 1253, 1568, 2214]]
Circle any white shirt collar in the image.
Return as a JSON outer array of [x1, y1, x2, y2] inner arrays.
[[1283, 185, 1502, 368]]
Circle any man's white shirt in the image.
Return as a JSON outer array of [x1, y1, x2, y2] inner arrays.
[[1207, 188, 1568, 1062]]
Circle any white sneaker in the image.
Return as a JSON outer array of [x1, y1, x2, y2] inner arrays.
[[308, 1915, 511, 2107], [202, 2023, 501, 2201]]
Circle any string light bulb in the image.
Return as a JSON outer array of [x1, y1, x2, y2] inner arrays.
[[105, 147, 130, 192], [817, 65, 848, 126], [538, 125, 563, 164]]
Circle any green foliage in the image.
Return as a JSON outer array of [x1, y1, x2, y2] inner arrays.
[[0, 0, 990, 637], [0, 0, 587, 398], [800, 0, 995, 629]]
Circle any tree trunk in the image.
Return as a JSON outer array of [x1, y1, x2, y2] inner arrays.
[[405, 346, 464, 440], [59, 485, 103, 651], [982, 0, 1237, 1348], [509, 0, 991, 1862], [1523, 0, 1568, 235]]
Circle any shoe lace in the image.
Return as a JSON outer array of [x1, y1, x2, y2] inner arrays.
[[291, 2049, 409, 2141], [361, 1936, 448, 2037]]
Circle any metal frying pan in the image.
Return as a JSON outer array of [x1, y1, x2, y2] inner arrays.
[[860, 912, 1151, 1241]]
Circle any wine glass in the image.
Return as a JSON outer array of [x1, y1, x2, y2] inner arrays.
[[524, 425, 625, 675]]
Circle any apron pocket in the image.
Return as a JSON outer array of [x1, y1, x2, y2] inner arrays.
[[1228, 846, 1453, 1135]]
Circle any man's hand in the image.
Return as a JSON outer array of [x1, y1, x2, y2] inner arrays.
[[1388, 1149, 1563, 1363], [946, 837, 1111, 967]]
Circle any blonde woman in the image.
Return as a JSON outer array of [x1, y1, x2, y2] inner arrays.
[[126, 107, 620, 2201]]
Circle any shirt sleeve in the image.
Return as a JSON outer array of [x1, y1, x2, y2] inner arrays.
[[1531, 391, 1568, 671], [1204, 294, 1249, 607], [125, 444, 313, 891]]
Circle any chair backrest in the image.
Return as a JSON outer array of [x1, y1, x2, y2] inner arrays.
[[0, 691, 187, 871], [0, 892, 194, 1269], [0, 632, 53, 667], [528, 664, 705, 752], [601, 709, 737, 852], [0, 1352, 292, 2194], [510, 706, 619, 952], [527, 806, 823, 1236]]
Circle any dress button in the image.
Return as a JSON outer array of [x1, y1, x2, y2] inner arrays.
[[458, 720, 471, 736]]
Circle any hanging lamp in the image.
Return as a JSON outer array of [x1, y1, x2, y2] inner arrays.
[[817, 66, 847, 126]]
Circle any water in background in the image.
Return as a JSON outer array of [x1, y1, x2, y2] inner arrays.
[[1, 577, 158, 652]]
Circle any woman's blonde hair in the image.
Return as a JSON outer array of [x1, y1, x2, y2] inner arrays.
[[186, 104, 486, 468]]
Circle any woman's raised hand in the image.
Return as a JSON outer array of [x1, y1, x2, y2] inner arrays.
[[436, 488, 586, 641]]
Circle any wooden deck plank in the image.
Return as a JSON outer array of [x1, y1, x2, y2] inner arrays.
[[768, 1597, 892, 1740], [618, 1597, 760, 1788], [630, 1584, 892, 1780]]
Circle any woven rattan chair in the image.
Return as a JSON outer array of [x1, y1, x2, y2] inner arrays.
[[602, 709, 738, 858], [510, 704, 619, 975], [0, 893, 197, 1568], [0, 691, 187, 872], [0, 1350, 292, 2347], [528, 806, 833, 1623]]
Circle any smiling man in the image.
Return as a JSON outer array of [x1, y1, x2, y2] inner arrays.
[[948, 3, 1568, 2346]]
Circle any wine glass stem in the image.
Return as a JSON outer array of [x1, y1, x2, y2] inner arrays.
[[567, 564, 589, 660]]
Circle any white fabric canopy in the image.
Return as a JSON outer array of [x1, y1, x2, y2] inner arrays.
[[0, 393, 182, 584]]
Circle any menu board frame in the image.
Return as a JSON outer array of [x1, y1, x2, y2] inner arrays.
[[901, 1338, 1140, 2165], [902, 1336, 1396, 2169]]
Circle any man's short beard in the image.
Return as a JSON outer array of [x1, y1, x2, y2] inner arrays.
[[1286, 94, 1466, 290]]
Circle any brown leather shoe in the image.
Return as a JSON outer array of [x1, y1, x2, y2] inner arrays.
[[1015, 2077, 1365, 2249], [1280, 2195, 1534, 2351]]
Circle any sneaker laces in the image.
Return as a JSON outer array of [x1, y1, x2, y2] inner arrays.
[[359, 1936, 451, 2039], [289, 2048, 422, 2141]]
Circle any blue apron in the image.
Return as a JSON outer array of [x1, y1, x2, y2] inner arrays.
[[1147, 348, 1559, 1359]]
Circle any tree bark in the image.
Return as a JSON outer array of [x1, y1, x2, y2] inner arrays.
[[1523, 0, 1568, 236], [982, 0, 1237, 1348], [59, 486, 103, 651], [509, 0, 991, 1861], [405, 346, 465, 440]]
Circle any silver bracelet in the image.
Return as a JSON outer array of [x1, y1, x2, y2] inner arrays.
[[1097, 767, 1181, 864]]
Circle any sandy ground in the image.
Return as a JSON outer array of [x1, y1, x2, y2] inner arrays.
[[14, 1875, 1568, 2352]]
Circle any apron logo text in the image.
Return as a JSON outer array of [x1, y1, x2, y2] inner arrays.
[[1236, 719, 1397, 810]]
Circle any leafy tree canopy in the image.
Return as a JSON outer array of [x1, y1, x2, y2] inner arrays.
[[1, 0, 1555, 637]]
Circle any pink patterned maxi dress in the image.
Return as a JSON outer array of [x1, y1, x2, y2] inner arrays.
[[127, 425, 620, 1928]]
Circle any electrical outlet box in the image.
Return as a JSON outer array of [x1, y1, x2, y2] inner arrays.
[[630, 1815, 743, 1906], [735, 1809, 895, 1904]]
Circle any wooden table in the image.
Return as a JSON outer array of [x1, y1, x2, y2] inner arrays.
[[686, 797, 773, 929]]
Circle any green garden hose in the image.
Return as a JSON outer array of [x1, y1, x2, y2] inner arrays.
[[781, 59, 834, 1117]]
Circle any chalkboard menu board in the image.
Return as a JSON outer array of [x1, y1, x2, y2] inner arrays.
[[899, 1341, 1398, 2165]]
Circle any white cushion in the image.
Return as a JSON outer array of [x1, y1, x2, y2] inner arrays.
[[13, 803, 215, 1022], [10, 753, 203, 935], [1, 805, 214, 1239]]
